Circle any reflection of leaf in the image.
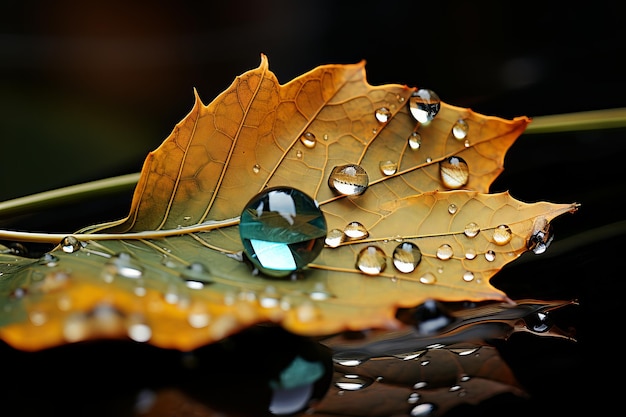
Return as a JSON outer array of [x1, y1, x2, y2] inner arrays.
[[0, 55, 577, 351]]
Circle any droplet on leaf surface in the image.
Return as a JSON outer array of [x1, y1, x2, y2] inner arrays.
[[392, 242, 422, 273], [328, 164, 369, 195], [300, 132, 317, 148], [240, 187, 327, 277], [408, 88, 441, 123], [440, 156, 469, 189], [492, 224, 512, 245], [374, 107, 392, 123], [452, 118, 469, 139], [356, 246, 387, 275]]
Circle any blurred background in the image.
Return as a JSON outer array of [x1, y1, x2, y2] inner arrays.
[[1, 0, 624, 202]]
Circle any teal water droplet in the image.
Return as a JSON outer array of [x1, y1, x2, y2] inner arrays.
[[240, 187, 327, 277], [440, 156, 469, 189], [393, 242, 422, 273], [328, 164, 369, 195], [408, 89, 440, 123]]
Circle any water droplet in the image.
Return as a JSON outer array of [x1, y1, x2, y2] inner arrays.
[[493, 224, 512, 245], [332, 351, 370, 366], [240, 187, 327, 277], [414, 381, 427, 389], [325, 228, 345, 247], [463, 222, 480, 238], [40, 253, 59, 267], [356, 246, 387, 275], [447, 204, 457, 214], [252, 164, 261, 174], [462, 271, 474, 282], [296, 150, 303, 159], [408, 89, 441, 123], [393, 350, 426, 360], [60, 236, 82, 253], [464, 139, 470, 147], [485, 250, 496, 262], [465, 249, 477, 260], [527, 217, 554, 254], [379, 160, 398, 175], [343, 222, 369, 240], [104, 252, 144, 279], [180, 262, 212, 283], [452, 119, 469, 139], [419, 272, 437, 285], [375, 107, 392, 123], [408, 392, 421, 404], [396, 94, 406, 103], [392, 242, 422, 273], [300, 132, 317, 148], [335, 374, 374, 391], [411, 402, 436, 417], [408, 132, 422, 150], [436, 244, 453, 260], [127, 314, 151, 342], [440, 156, 469, 189], [328, 164, 369, 196], [323, 134, 329, 141]]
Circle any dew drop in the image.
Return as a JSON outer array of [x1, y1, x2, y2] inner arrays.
[[465, 248, 477, 260], [392, 242, 422, 273], [325, 228, 345, 248], [252, 164, 261, 174], [408, 132, 422, 150], [440, 156, 469, 189], [452, 119, 469, 139], [485, 250, 496, 262], [60, 236, 82, 253], [296, 150, 303, 159], [375, 107, 392, 123], [328, 164, 369, 195], [239, 187, 327, 277], [379, 160, 398, 176], [181, 262, 213, 283], [408, 392, 420, 404], [332, 351, 370, 367], [323, 133, 329, 141], [408, 89, 441, 123], [411, 403, 436, 417], [462, 271, 474, 282], [493, 224, 512, 245], [40, 253, 59, 267], [447, 204, 457, 214], [343, 222, 369, 240], [335, 374, 374, 391], [419, 272, 437, 285], [436, 244, 454, 260], [127, 314, 151, 342], [300, 132, 317, 148], [527, 217, 554, 255], [104, 252, 144, 279], [463, 222, 480, 238], [356, 246, 387, 275]]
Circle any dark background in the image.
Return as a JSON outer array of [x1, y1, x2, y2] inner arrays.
[[1, 1, 625, 416]]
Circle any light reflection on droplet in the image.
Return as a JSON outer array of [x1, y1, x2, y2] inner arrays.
[[410, 403, 436, 417], [440, 156, 469, 189], [300, 132, 317, 148], [325, 228, 344, 247], [465, 248, 477, 260], [485, 250, 496, 262], [436, 244, 453, 260], [60, 236, 82, 253], [408, 132, 422, 150], [452, 119, 469, 139], [104, 252, 144, 279], [127, 315, 152, 342], [419, 272, 436, 285], [375, 107, 392, 123], [493, 224, 512, 245], [252, 164, 261, 174], [328, 164, 369, 196], [343, 222, 369, 240], [447, 204, 457, 214], [408, 89, 441, 123], [335, 374, 374, 391], [462, 271, 474, 282], [356, 246, 387, 275]]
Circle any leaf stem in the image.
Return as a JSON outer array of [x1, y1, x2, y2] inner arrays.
[[525, 107, 626, 134]]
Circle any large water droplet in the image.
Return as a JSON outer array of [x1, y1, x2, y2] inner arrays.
[[493, 224, 512, 245], [325, 228, 344, 248], [104, 252, 144, 279], [452, 119, 469, 139], [447, 203, 457, 214], [375, 107, 392, 123], [328, 164, 369, 195], [408, 89, 441, 123], [393, 242, 422, 273], [440, 156, 469, 189], [240, 187, 327, 277], [300, 132, 317, 148], [60, 236, 82, 253], [356, 246, 387, 275], [379, 160, 398, 176], [408, 132, 422, 150], [463, 222, 480, 238], [436, 244, 454, 260], [343, 222, 369, 240]]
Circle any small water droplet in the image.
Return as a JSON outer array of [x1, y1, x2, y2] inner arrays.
[[379, 160, 398, 175], [104, 252, 144, 279], [413, 381, 427, 389], [127, 314, 151, 342], [187, 306, 211, 328], [411, 403, 436, 417], [375, 107, 392, 123], [452, 119, 469, 139], [493, 224, 512, 245], [408, 132, 422, 150], [333, 351, 370, 367], [181, 262, 212, 283], [40, 253, 59, 267], [419, 272, 436, 285], [463, 222, 480, 238], [465, 249, 477, 260], [440, 156, 469, 189], [464, 139, 470, 147], [240, 187, 327, 277], [397, 94, 406, 103], [323, 133, 329, 141], [485, 250, 496, 262], [328, 164, 369, 196], [436, 244, 454, 260], [408, 392, 421, 404], [335, 374, 374, 391], [356, 246, 387, 275], [343, 222, 369, 240], [408, 89, 441, 123], [392, 242, 422, 273], [425, 157, 432, 163], [325, 228, 345, 247], [300, 132, 317, 148], [372, 128, 377, 134], [527, 217, 554, 254], [447, 204, 457, 214], [60, 236, 82, 253], [462, 271, 474, 282], [29, 310, 47, 326], [296, 150, 303, 159], [252, 164, 261, 174]]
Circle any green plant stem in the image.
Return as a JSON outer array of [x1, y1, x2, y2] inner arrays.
[[525, 107, 626, 134]]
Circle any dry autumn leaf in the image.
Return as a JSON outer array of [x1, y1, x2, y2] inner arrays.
[[0, 54, 578, 351]]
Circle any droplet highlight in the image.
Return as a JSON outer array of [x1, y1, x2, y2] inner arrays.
[[408, 89, 441, 123], [343, 222, 369, 240], [452, 119, 469, 139], [436, 244, 454, 260], [375, 107, 392, 123], [328, 164, 369, 196], [419, 272, 437, 285], [440, 156, 469, 189], [356, 246, 387, 275], [463, 222, 480, 238], [325, 228, 345, 248], [300, 132, 317, 148], [392, 242, 422, 273], [408, 132, 422, 150], [60, 236, 82, 253], [493, 224, 512, 245]]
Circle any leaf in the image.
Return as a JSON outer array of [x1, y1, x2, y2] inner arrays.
[[0, 54, 578, 351]]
